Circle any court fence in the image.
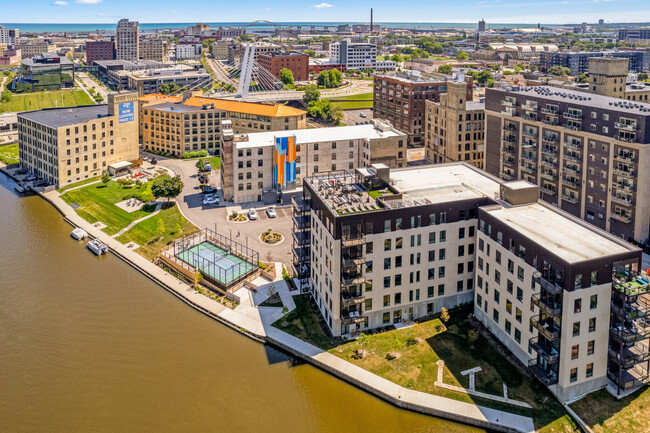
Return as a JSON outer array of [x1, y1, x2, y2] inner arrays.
[[160, 228, 260, 292]]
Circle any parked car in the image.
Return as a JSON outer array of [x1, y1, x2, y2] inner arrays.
[[203, 195, 220, 205], [266, 207, 277, 218], [248, 209, 258, 220], [359, 112, 367, 118], [201, 185, 217, 194]]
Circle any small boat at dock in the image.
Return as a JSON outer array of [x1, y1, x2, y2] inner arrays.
[[87, 239, 108, 255], [71, 228, 88, 240]]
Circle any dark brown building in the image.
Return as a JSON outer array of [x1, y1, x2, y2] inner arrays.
[[484, 85, 650, 244], [258, 51, 309, 82], [373, 72, 474, 147], [86, 40, 115, 65]]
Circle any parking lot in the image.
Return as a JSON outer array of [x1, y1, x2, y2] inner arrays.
[[342, 108, 374, 126]]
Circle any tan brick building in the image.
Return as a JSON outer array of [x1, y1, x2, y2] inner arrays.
[[139, 92, 307, 157], [425, 81, 486, 169], [139, 37, 167, 62], [18, 92, 139, 187]]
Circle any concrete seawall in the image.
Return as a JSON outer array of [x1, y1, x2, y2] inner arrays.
[[0, 170, 535, 433]]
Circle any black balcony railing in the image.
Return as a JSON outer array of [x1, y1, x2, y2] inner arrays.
[[530, 337, 560, 364], [531, 316, 561, 340], [529, 359, 559, 385]]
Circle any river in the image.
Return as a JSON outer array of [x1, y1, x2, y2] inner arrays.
[[0, 172, 484, 433]]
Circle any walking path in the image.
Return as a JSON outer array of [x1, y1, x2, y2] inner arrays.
[[111, 202, 163, 238], [31, 184, 535, 433]]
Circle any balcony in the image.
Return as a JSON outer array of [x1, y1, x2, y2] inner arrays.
[[540, 186, 557, 195], [608, 369, 650, 391], [608, 343, 650, 369], [293, 231, 311, 246], [541, 107, 559, 115], [611, 212, 632, 223], [543, 119, 560, 126], [529, 359, 559, 385], [563, 111, 583, 120], [342, 236, 364, 247], [502, 100, 518, 107], [613, 168, 635, 178], [564, 124, 581, 132], [541, 158, 558, 168], [534, 275, 563, 295], [610, 301, 649, 321], [501, 135, 516, 143], [531, 316, 561, 340], [614, 153, 636, 163], [561, 178, 581, 189], [610, 325, 650, 344], [342, 256, 365, 267], [503, 158, 516, 167], [502, 124, 516, 132], [562, 194, 580, 204], [541, 146, 558, 156], [616, 135, 637, 143], [522, 130, 538, 139], [612, 182, 635, 193], [341, 291, 365, 307], [540, 172, 557, 182], [294, 215, 311, 230], [615, 122, 637, 131], [341, 272, 365, 286], [611, 195, 634, 207], [501, 110, 519, 117], [521, 164, 537, 174], [522, 104, 538, 111], [564, 141, 581, 150], [541, 137, 558, 146], [532, 294, 562, 317], [523, 114, 538, 122], [563, 166, 581, 176], [564, 153, 581, 163], [521, 152, 537, 162], [501, 172, 515, 180], [530, 338, 560, 363], [341, 311, 365, 325], [293, 197, 310, 213]]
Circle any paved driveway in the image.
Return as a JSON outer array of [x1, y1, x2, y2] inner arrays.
[[342, 108, 374, 126], [155, 155, 295, 265]]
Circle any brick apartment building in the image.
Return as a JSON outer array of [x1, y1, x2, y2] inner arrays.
[[258, 51, 309, 81], [86, 40, 115, 64]]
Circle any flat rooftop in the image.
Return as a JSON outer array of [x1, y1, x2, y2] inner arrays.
[[485, 203, 633, 263], [491, 85, 650, 115], [18, 105, 108, 128], [234, 123, 404, 149], [390, 164, 501, 205]]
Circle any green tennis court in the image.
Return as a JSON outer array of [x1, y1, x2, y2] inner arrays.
[[176, 241, 255, 285]]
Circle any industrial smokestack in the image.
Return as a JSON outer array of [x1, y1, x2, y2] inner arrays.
[[370, 8, 373, 34]]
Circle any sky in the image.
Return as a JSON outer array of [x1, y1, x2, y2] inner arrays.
[[2, 0, 650, 24]]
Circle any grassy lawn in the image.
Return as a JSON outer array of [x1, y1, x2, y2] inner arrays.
[[569, 386, 650, 433], [276, 300, 578, 433], [116, 203, 199, 260], [367, 189, 389, 200], [60, 180, 157, 236], [326, 92, 374, 110], [206, 156, 221, 170], [0, 143, 19, 165], [0, 90, 94, 113], [57, 176, 100, 193]]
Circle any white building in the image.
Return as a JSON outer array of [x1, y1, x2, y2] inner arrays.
[[0, 25, 19, 45], [328, 40, 395, 71], [175, 44, 201, 60]]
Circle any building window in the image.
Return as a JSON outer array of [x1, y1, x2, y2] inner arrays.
[[514, 328, 521, 343], [571, 344, 579, 360], [590, 294, 597, 310], [570, 368, 578, 383], [493, 309, 499, 324], [587, 340, 594, 355], [505, 320, 511, 334], [573, 321, 581, 337], [574, 299, 582, 313], [383, 295, 390, 307], [586, 363, 593, 378], [589, 317, 596, 332]]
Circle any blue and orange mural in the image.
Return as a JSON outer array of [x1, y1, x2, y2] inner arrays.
[[273, 136, 296, 189]]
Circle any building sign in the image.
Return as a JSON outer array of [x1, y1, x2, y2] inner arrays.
[[273, 136, 296, 190], [118, 101, 134, 123]]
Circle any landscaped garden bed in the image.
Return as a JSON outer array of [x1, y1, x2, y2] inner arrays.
[[260, 228, 283, 244]]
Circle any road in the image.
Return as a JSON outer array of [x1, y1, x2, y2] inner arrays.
[[206, 58, 237, 86], [341, 108, 374, 126], [153, 155, 294, 265]]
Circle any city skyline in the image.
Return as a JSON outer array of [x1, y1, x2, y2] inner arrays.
[[3, 0, 650, 25]]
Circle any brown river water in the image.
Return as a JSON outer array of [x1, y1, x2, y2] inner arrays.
[[0, 172, 484, 433]]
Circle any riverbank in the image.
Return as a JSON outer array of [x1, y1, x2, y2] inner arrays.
[[0, 163, 534, 433]]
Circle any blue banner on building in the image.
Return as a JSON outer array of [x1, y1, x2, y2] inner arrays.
[[118, 101, 134, 123]]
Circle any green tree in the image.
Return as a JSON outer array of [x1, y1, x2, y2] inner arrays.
[[576, 73, 588, 83], [302, 84, 320, 105], [513, 64, 524, 72], [390, 53, 403, 63], [638, 73, 649, 81], [151, 175, 184, 202], [280, 68, 294, 86], [303, 50, 315, 57], [158, 83, 180, 94], [455, 51, 469, 60], [440, 307, 450, 324], [201, 38, 216, 48], [195, 159, 205, 171], [549, 66, 571, 76], [438, 64, 452, 74], [468, 329, 479, 344], [101, 172, 111, 184], [529, 64, 539, 72]]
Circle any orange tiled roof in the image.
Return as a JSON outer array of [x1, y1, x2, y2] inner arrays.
[[139, 94, 306, 118]]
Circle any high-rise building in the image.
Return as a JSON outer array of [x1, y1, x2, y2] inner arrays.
[[478, 19, 486, 33], [291, 162, 645, 401], [425, 81, 486, 168], [116, 19, 139, 61], [373, 72, 474, 146], [18, 92, 140, 188], [484, 85, 650, 244], [328, 40, 395, 71], [139, 37, 167, 62], [0, 25, 19, 45]]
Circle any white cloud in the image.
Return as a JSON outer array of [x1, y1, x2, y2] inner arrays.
[[311, 2, 333, 8], [75, 0, 103, 3], [53, 0, 68, 4]]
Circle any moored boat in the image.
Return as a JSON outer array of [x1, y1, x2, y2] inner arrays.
[[87, 239, 108, 255]]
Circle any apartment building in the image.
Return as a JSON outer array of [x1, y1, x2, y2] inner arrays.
[[116, 19, 139, 61], [175, 43, 201, 60], [227, 43, 280, 67], [0, 25, 19, 45], [328, 40, 396, 71], [475, 188, 641, 401], [211, 41, 230, 60], [0, 49, 21, 66], [14, 43, 55, 59], [484, 85, 650, 244], [619, 28, 650, 44], [221, 120, 407, 203], [373, 71, 474, 146], [18, 92, 139, 187], [86, 40, 115, 64], [258, 51, 309, 81], [139, 93, 307, 157], [587, 57, 650, 102], [539, 51, 648, 75], [139, 37, 167, 62], [293, 162, 646, 401], [425, 80, 486, 168]]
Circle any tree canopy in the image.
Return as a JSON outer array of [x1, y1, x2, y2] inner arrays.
[[280, 68, 294, 86], [438, 65, 452, 74], [158, 83, 180, 95], [317, 69, 343, 88], [151, 175, 184, 202], [455, 51, 469, 60], [302, 84, 321, 105]]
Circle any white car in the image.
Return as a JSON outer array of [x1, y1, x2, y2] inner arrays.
[[266, 207, 277, 218], [203, 195, 220, 205], [248, 209, 258, 220], [359, 112, 367, 118]]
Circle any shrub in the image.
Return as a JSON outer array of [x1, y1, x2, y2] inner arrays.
[[182, 150, 208, 159], [136, 190, 155, 203]]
